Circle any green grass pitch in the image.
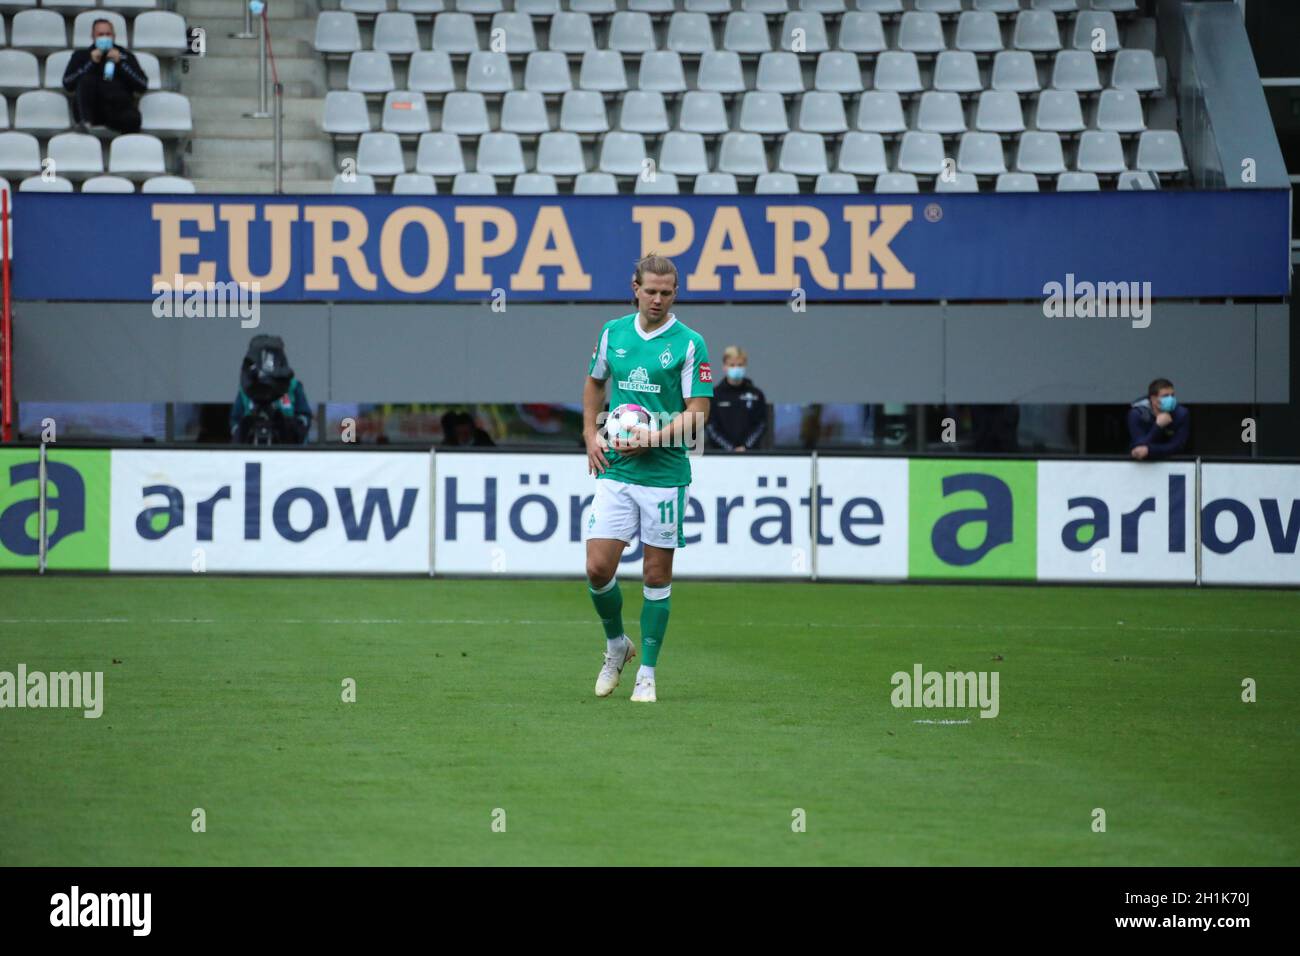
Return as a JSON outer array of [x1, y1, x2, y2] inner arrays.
[[1, 576, 1296, 866]]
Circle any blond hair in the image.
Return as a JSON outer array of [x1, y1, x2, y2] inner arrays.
[[633, 253, 678, 287], [723, 345, 747, 364]]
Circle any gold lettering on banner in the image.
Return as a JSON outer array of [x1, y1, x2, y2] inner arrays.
[[152, 204, 216, 287], [631, 206, 694, 259], [303, 206, 378, 292], [687, 207, 785, 291], [379, 207, 450, 293], [220, 204, 299, 291], [511, 207, 592, 291], [842, 206, 915, 291], [768, 206, 838, 291], [455, 207, 518, 291]]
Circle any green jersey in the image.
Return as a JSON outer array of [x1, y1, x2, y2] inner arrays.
[[588, 312, 713, 488]]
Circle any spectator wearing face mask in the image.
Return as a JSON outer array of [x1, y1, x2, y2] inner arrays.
[[705, 346, 768, 453], [62, 18, 148, 134], [1128, 377, 1190, 460]]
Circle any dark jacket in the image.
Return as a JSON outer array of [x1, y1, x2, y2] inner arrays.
[[230, 378, 313, 444], [62, 44, 149, 98], [706, 378, 768, 450], [1127, 396, 1190, 458]]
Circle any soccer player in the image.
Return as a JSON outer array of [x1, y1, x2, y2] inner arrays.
[[583, 255, 712, 703]]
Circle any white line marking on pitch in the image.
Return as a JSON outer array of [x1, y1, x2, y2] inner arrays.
[[912, 719, 972, 725]]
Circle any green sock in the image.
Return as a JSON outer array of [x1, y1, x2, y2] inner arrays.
[[588, 577, 624, 641], [640, 585, 672, 667]]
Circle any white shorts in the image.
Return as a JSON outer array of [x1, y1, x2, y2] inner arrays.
[[586, 479, 688, 549]]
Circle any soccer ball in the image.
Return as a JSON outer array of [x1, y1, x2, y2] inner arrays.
[[604, 403, 652, 444]]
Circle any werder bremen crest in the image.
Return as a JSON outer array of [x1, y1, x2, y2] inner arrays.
[[659, 345, 673, 369]]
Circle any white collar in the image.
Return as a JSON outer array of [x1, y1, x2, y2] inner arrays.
[[635, 312, 677, 341]]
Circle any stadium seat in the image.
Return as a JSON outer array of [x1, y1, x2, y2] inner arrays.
[[1076, 129, 1126, 173], [440, 92, 491, 135], [1012, 10, 1061, 52], [915, 0, 962, 12], [432, 14, 480, 53], [41, 50, 73, 92], [955, 12, 1004, 53], [685, 0, 733, 12], [0, 99, 7, 131], [974, 90, 1026, 133], [475, 131, 526, 175], [579, 51, 628, 93], [1015, 130, 1066, 174], [797, 91, 848, 134], [1052, 51, 1101, 92], [80, 174, 135, 193], [19, 174, 73, 191], [897, 130, 944, 175], [723, 13, 772, 55], [678, 91, 729, 135], [392, 173, 438, 194], [373, 13, 420, 55], [634, 171, 679, 194], [332, 173, 376, 193], [341, 0, 389, 13], [548, 13, 596, 54], [415, 132, 467, 175], [619, 90, 670, 134], [513, 172, 558, 194], [570, 0, 617, 12], [315, 12, 362, 54], [697, 51, 746, 93], [135, 51, 163, 92], [399, 0, 448, 10], [694, 171, 738, 193], [898, 12, 945, 54], [957, 132, 1007, 175], [871, 52, 922, 93], [717, 131, 768, 175], [756, 52, 804, 94], [659, 131, 709, 175], [836, 131, 887, 175], [837, 12, 886, 53], [916, 91, 966, 135], [408, 52, 456, 93], [855, 0, 902, 13], [107, 133, 165, 179], [500, 90, 550, 134], [637, 51, 687, 93], [739, 91, 789, 135], [457, 0, 504, 13], [348, 52, 397, 93], [874, 172, 918, 192], [72, 12, 127, 50], [490, 12, 538, 54], [608, 13, 656, 53], [1091, 0, 1138, 12], [140, 175, 196, 193], [973, 0, 1021, 11], [1034, 90, 1085, 133], [0, 131, 41, 177], [1110, 49, 1160, 92], [573, 171, 618, 193], [991, 50, 1041, 92], [995, 171, 1039, 192], [814, 172, 857, 194], [744, 0, 790, 13], [1072, 12, 1120, 54], [1095, 88, 1145, 133], [139, 91, 192, 135], [558, 91, 608, 134], [131, 12, 188, 56], [355, 131, 406, 175], [466, 52, 515, 93], [382, 91, 431, 134], [777, 131, 828, 175], [519, 0, 562, 13], [801, 0, 846, 11], [598, 131, 648, 176], [780, 13, 829, 53], [667, 13, 714, 55], [754, 171, 799, 193], [1135, 129, 1186, 174], [855, 91, 906, 134], [523, 52, 572, 94], [935, 171, 979, 192], [1032, 0, 1079, 10], [535, 130, 587, 174], [933, 51, 981, 94], [13, 90, 68, 134], [452, 172, 497, 194], [1056, 171, 1101, 191], [814, 52, 864, 93], [11, 11, 68, 55], [0, 51, 40, 96], [1117, 168, 1159, 190], [46, 131, 103, 179]]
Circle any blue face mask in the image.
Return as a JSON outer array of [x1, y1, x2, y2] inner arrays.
[[726, 366, 746, 383], [94, 36, 114, 51], [1158, 395, 1177, 413]]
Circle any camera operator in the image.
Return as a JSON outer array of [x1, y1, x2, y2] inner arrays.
[[230, 336, 313, 445]]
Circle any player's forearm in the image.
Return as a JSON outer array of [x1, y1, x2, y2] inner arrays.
[[654, 399, 710, 447], [582, 378, 606, 438]]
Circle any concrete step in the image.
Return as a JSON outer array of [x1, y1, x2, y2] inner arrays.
[[189, 136, 334, 162], [194, 16, 326, 50], [187, 156, 331, 180], [181, 0, 319, 20], [186, 94, 326, 137], [182, 51, 326, 85], [188, 179, 338, 194]]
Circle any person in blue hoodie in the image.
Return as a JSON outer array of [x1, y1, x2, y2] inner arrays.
[[1127, 377, 1189, 460]]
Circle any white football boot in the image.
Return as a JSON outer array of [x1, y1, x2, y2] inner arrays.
[[630, 673, 657, 703], [595, 636, 636, 697]]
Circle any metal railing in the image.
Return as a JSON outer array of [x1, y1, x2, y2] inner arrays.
[[235, 2, 284, 193]]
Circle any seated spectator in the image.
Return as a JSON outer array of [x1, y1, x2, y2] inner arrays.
[[441, 410, 495, 447], [706, 345, 768, 452], [1128, 377, 1189, 460], [62, 19, 148, 134]]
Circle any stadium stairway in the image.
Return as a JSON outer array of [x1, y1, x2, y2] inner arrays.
[[179, 0, 335, 192]]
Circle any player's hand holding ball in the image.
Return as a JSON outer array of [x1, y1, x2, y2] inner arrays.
[[605, 403, 653, 458]]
